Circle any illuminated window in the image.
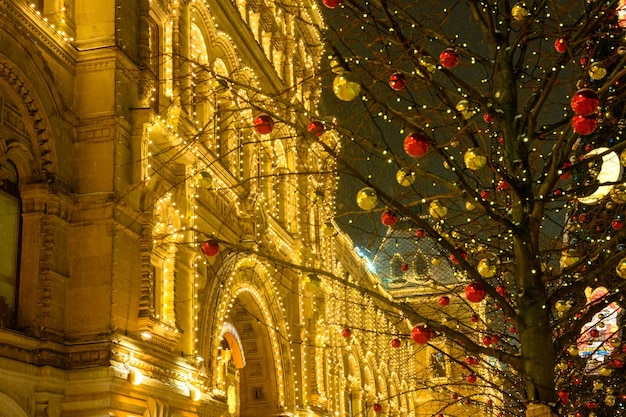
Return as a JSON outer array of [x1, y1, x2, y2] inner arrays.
[[0, 161, 20, 328]]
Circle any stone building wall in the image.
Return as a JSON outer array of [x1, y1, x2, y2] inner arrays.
[[0, 1, 428, 416]]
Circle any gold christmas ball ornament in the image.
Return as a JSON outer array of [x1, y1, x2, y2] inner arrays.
[[431, 258, 441, 266], [560, 249, 580, 268], [600, 366, 613, 377], [356, 187, 378, 210], [429, 199, 448, 219], [464, 148, 487, 170], [616, 258, 626, 278], [555, 300, 569, 312], [322, 222, 335, 237], [465, 200, 476, 211], [195, 171, 213, 189], [330, 56, 345, 75], [333, 73, 361, 101], [396, 167, 417, 186], [477, 256, 497, 278], [589, 62, 607, 80], [511, 3, 530, 20], [456, 99, 474, 119], [567, 345, 579, 356], [605, 395, 616, 406]]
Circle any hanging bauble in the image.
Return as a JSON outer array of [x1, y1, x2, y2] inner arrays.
[[467, 374, 477, 383], [396, 167, 417, 186], [429, 199, 447, 219], [465, 201, 476, 211], [333, 73, 361, 101], [373, 403, 382, 413], [456, 99, 474, 119], [555, 37, 568, 53], [612, 219, 624, 230], [464, 148, 487, 170], [560, 249, 580, 268], [589, 62, 607, 80], [356, 187, 378, 210], [201, 239, 220, 256], [511, 2, 529, 20], [330, 56, 345, 75], [496, 285, 506, 296], [411, 324, 434, 344], [322, 222, 335, 237], [389, 72, 407, 90], [605, 395, 617, 406], [195, 171, 213, 189], [307, 120, 325, 137], [438, 296, 450, 306], [558, 390, 569, 404], [571, 114, 597, 135], [449, 249, 467, 265], [404, 132, 429, 157], [567, 345, 579, 356], [571, 88, 599, 116], [483, 111, 495, 123], [253, 113, 274, 134], [400, 263, 409, 273], [465, 282, 487, 303], [477, 257, 497, 278], [381, 209, 398, 227], [480, 189, 491, 199], [616, 258, 626, 278], [439, 48, 460, 69], [341, 327, 352, 338], [391, 338, 402, 348], [323, 0, 343, 8]]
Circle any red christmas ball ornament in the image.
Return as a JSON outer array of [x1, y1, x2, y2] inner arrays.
[[465, 356, 479, 365], [465, 282, 486, 303], [411, 324, 435, 344], [483, 111, 495, 123], [400, 263, 409, 272], [404, 132, 429, 157], [439, 48, 460, 69], [322, 0, 343, 8], [496, 180, 510, 191], [471, 314, 479, 323], [487, 399, 493, 406], [307, 120, 325, 137], [341, 328, 352, 338], [612, 219, 624, 230], [610, 359, 625, 368], [450, 249, 467, 265], [509, 325, 516, 334], [496, 285, 506, 297], [201, 239, 220, 256], [586, 401, 599, 409], [555, 37, 568, 53], [480, 189, 491, 199], [558, 390, 570, 403], [390, 338, 402, 348], [571, 88, 599, 116], [589, 328, 600, 338], [571, 114, 597, 135], [415, 228, 426, 238], [381, 209, 398, 227], [452, 393, 459, 400], [482, 335, 493, 346], [580, 56, 589, 66], [373, 403, 382, 413], [467, 374, 477, 383], [253, 113, 274, 134], [438, 296, 450, 306], [389, 72, 407, 90]]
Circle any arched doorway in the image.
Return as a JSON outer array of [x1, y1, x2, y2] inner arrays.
[[201, 255, 292, 417]]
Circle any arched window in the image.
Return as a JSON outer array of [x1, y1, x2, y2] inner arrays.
[[0, 160, 20, 328]]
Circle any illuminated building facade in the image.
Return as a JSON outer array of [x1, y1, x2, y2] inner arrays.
[[0, 1, 437, 416]]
